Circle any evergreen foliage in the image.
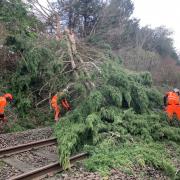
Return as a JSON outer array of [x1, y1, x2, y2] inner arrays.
[[1, 1, 180, 179], [84, 142, 176, 177], [0, 0, 41, 46], [55, 58, 179, 178]]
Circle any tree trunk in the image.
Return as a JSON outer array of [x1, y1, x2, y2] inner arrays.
[[56, 13, 61, 40]]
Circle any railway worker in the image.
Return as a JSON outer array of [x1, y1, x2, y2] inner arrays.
[[164, 88, 180, 106], [0, 93, 13, 126], [51, 91, 71, 123], [175, 88, 180, 95], [164, 88, 180, 120]]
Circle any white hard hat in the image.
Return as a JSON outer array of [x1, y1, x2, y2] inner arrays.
[[173, 88, 180, 93]]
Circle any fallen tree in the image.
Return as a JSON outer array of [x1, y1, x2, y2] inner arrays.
[[55, 50, 180, 178]]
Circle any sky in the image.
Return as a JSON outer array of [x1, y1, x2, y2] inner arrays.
[[132, 0, 180, 51]]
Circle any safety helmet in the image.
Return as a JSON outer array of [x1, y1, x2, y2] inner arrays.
[[173, 88, 180, 94], [4, 93, 13, 101]]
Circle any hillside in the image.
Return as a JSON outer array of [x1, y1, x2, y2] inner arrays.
[[0, 0, 180, 179]]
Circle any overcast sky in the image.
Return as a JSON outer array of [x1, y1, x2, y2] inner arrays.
[[132, 0, 180, 51]]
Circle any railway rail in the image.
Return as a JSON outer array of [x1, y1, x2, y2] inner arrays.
[[0, 137, 88, 180], [0, 137, 57, 158], [10, 153, 88, 180]]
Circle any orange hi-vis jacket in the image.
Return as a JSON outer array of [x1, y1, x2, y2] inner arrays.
[[0, 96, 7, 114], [166, 92, 180, 105], [51, 95, 60, 121], [165, 91, 180, 120], [51, 94, 71, 121], [51, 95, 71, 110], [51, 95, 58, 109]]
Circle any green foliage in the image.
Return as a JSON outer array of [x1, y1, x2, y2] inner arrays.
[[1, 2, 179, 178], [53, 0, 103, 36], [10, 47, 55, 114], [100, 63, 159, 113], [130, 84, 148, 113], [55, 114, 95, 169], [54, 56, 180, 179], [87, 37, 112, 50], [145, 88, 163, 109], [0, 0, 41, 34], [131, 72, 153, 87], [86, 91, 104, 112], [122, 110, 180, 142], [1, 2, 79, 129], [84, 142, 176, 178], [55, 58, 180, 179], [4, 123, 26, 133]]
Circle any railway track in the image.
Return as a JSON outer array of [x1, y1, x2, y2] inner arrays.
[[0, 137, 57, 158], [0, 137, 88, 180], [10, 153, 88, 180]]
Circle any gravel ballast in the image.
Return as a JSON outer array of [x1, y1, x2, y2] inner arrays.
[[46, 165, 168, 180], [0, 127, 53, 149], [0, 161, 22, 180]]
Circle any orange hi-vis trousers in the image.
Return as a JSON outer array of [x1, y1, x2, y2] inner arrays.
[[165, 105, 180, 121]]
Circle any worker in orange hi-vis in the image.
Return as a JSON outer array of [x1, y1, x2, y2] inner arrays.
[[51, 91, 71, 123], [164, 89, 180, 106], [164, 88, 180, 120], [0, 93, 13, 125]]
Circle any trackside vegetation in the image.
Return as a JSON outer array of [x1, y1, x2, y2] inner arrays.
[[0, 0, 180, 179], [55, 59, 180, 178]]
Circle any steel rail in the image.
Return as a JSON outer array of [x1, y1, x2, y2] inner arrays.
[[0, 137, 57, 158], [10, 152, 88, 180]]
